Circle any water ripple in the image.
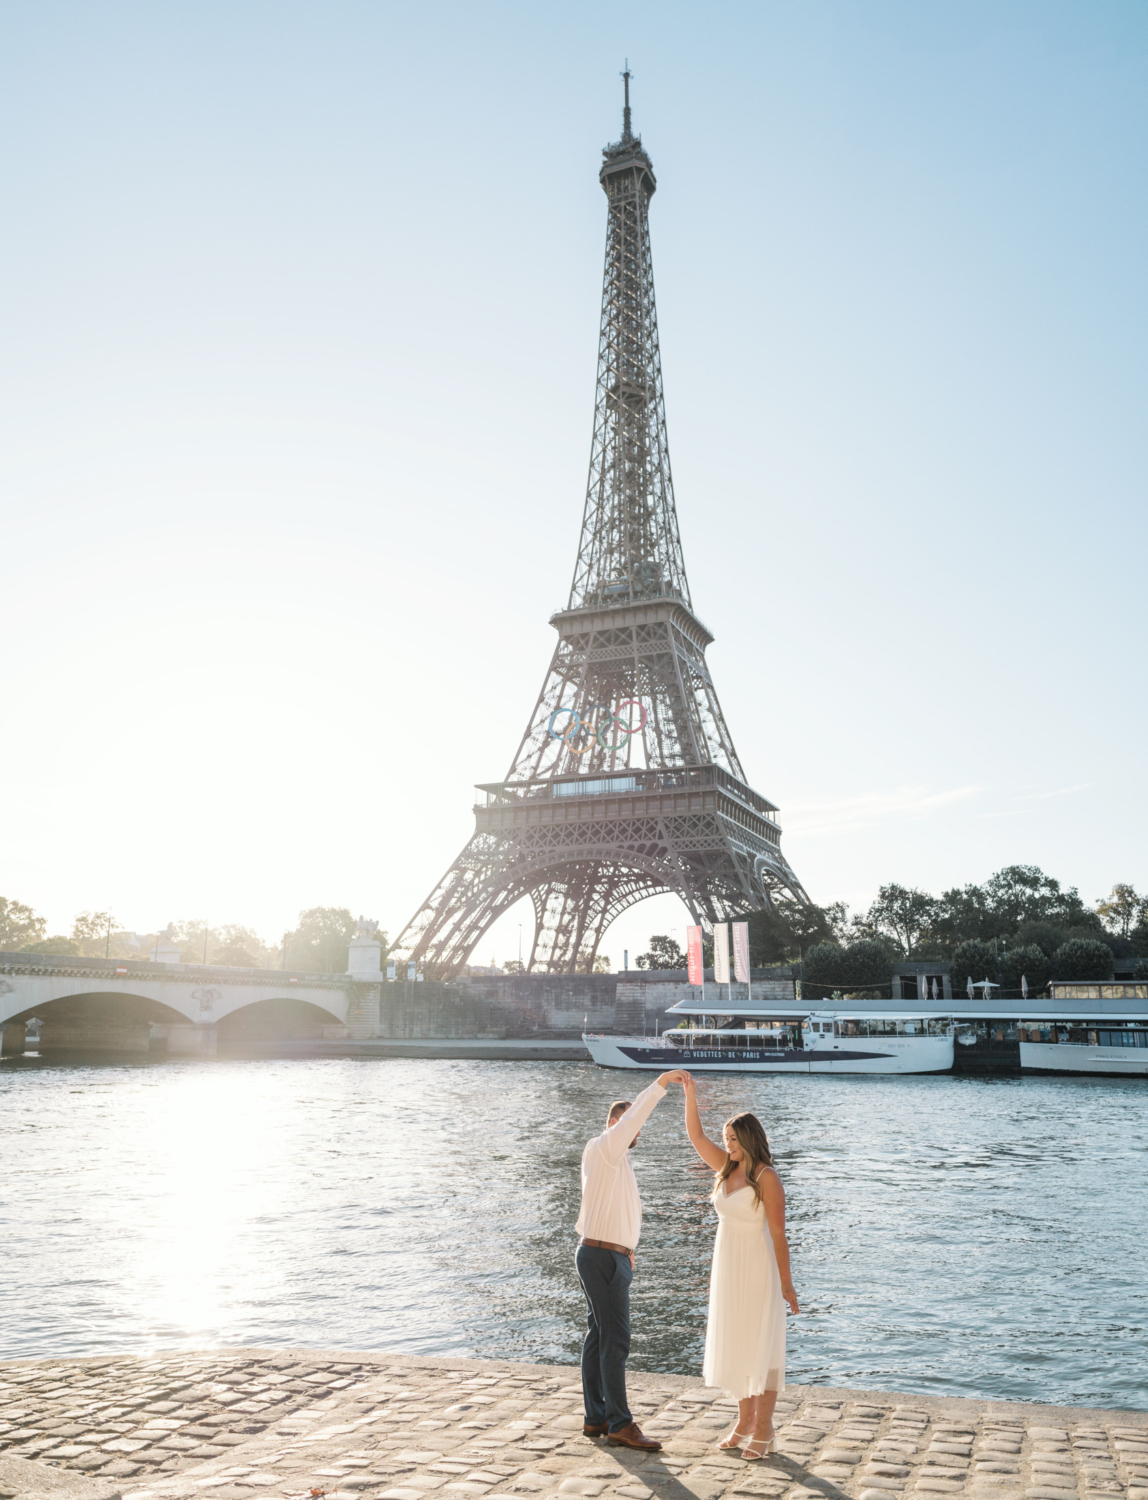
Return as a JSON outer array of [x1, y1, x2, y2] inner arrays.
[[0, 1056, 1143, 1408]]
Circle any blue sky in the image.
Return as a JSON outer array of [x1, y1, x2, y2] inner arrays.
[[2, 2, 1145, 962]]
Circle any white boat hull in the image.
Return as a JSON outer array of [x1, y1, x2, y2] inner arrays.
[[1021, 1041, 1148, 1077], [583, 1034, 953, 1075]]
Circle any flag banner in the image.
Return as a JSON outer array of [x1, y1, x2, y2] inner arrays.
[[733, 922, 750, 984], [713, 923, 730, 985], [686, 925, 704, 986]]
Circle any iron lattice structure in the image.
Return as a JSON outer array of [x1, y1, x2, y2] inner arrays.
[[394, 78, 809, 977]]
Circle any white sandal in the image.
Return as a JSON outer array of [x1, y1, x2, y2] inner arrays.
[[742, 1430, 777, 1460], [718, 1427, 752, 1450]]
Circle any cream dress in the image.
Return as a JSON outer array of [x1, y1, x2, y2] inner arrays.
[[701, 1179, 786, 1397]]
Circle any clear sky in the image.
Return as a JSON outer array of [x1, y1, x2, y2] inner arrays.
[[2, 2, 1146, 964]]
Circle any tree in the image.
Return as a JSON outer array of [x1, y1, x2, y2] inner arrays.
[[999, 944, 1050, 997], [802, 940, 892, 999], [502, 959, 525, 975], [71, 911, 119, 957], [22, 935, 82, 956], [744, 900, 847, 966], [634, 935, 685, 970], [1051, 938, 1114, 982], [281, 908, 360, 974], [1096, 884, 1148, 940], [951, 940, 998, 994], [930, 883, 993, 951], [1, 897, 47, 950], [172, 920, 275, 968], [859, 884, 940, 956], [576, 947, 613, 974], [982, 865, 1086, 931]]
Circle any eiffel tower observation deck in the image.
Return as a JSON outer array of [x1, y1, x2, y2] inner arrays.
[[394, 73, 809, 977]]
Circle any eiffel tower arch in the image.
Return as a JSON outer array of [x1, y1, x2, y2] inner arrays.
[[394, 74, 809, 978]]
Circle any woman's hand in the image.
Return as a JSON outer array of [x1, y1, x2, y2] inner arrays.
[[781, 1281, 800, 1315], [682, 1072, 696, 1093]]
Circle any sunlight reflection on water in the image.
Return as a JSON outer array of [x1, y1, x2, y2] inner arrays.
[[1, 1056, 1143, 1409]]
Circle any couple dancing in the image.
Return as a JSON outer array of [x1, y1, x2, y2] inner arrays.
[[575, 1070, 799, 1459]]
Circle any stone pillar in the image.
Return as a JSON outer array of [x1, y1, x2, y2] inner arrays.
[[347, 936, 383, 981], [1, 1021, 26, 1056], [346, 983, 381, 1040], [345, 935, 383, 1039], [166, 1025, 219, 1056]]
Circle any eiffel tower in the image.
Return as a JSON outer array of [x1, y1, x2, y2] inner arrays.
[[394, 72, 809, 977]]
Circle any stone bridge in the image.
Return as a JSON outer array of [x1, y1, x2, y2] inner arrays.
[[0, 947, 385, 1056]]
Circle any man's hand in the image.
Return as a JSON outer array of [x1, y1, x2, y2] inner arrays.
[[656, 1069, 689, 1087]]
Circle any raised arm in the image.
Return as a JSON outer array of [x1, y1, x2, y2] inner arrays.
[[759, 1167, 799, 1314], [598, 1072, 687, 1165], [682, 1074, 727, 1172]]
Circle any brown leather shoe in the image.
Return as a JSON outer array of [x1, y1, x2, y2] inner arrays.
[[607, 1422, 662, 1451], [583, 1423, 608, 1438]]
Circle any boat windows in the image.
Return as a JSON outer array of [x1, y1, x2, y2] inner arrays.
[[1097, 1028, 1148, 1048], [824, 1017, 949, 1038]]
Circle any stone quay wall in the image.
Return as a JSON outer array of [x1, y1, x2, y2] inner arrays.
[[376, 973, 795, 1042], [0, 1348, 1144, 1500]]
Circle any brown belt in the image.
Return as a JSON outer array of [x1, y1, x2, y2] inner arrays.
[[579, 1237, 632, 1255]]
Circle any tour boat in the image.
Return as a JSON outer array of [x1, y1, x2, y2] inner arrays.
[[1017, 1018, 1148, 1077], [583, 1008, 956, 1074]]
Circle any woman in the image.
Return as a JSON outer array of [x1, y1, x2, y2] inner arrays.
[[682, 1075, 799, 1460]]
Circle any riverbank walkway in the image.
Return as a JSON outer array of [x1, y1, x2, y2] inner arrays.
[[0, 1352, 1144, 1500]]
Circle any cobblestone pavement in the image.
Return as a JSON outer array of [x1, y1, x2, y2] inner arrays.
[[1, 1353, 1145, 1500]]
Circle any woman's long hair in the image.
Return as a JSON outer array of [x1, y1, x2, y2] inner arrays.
[[715, 1112, 774, 1209]]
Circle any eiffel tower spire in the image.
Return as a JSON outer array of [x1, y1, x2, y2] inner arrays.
[[393, 79, 809, 977]]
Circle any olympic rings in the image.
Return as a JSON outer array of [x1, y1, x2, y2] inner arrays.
[[547, 701, 648, 752]]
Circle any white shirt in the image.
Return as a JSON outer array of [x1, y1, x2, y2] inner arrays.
[[575, 1081, 667, 1250]]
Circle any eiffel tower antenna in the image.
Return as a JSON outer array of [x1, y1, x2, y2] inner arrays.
[[393, 84, 810, 978]]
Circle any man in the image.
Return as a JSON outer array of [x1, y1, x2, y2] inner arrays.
[[575, 1070, 687, 1451]]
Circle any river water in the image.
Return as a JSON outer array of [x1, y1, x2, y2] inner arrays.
[[0, 1057, 1144, 1410]]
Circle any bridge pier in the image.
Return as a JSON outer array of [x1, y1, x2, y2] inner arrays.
[[40, 1019, 151, 1053], [346, 983, 381, 1040], [166, 1024, 219, 1056], [1, 1021, 26, 1056]]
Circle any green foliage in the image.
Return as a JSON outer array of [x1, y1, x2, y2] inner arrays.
[[575, 947, 612, 973], [22, 936, 82, 956], [281, 907, 360, 974], [951, 940, 999, 993], [172, 920, 275, 968], [802, 939, 892, 998], [635, 934, 684, 970], [999, 944, 1050, 996], [1052, 938, 1115, 981], [70, 911, 118, 956], [1096, 884, 1148, 940], [856, 884, 939, 956], [927, 866, 1095, 952], [1134, 957, 1148, 980], [744, 900, 847, 966], [1, 897, 47, 950]]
